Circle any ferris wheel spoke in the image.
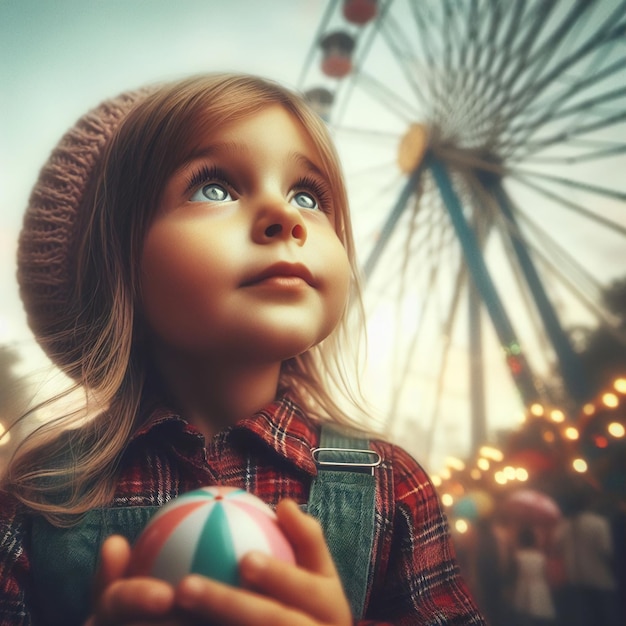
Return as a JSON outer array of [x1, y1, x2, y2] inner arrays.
[[471, 1, 560, 134], [510, 84, 626, 142], [352, 71, 421, 122], [511, 166, 626, 203], [423, 260, 468, 466], [375, 14, 434, 112], [450, 0, 499, 107], [362, 164, 425, 280], [501, 20, 626, 139], [508, 90, 626, 160], [296, 0, 339, 89], [512, 209, 606, 305], [493, 1, 593, 122], [329, 0, 397, 125], [403, 2, 453, 125], [520, 143, 626, 165], [513, 210, 620, 332], [508, 174, 626, 239]]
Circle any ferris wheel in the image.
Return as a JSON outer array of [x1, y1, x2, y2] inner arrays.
[[298, 0, 626, 464]]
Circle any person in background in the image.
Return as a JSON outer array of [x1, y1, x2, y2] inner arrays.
[[512, 525, 557, 626]]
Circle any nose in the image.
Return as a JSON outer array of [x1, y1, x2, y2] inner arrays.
[[251, 200, 307, 246]]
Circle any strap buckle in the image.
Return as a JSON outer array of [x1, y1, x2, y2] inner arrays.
[[311, 447, 382, 476]]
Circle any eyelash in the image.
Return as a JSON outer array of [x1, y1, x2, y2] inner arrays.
[[185, 165, 232, 196], [185, 165, 332, 213], [294, 176, 332, 214]]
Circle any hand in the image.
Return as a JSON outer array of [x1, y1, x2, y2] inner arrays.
[[85, 499, 352, 626], [174, 499, 352, 626], [84, 534, 179, 626]]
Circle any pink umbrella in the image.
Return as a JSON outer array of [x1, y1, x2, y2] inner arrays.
[[504, 489, 561, 525]]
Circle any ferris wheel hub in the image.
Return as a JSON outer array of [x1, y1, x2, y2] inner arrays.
[[397, 123, 429, 174]]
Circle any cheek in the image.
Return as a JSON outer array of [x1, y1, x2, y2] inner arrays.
[[139, 224, 228, 342], [322, 240, 352, 328]]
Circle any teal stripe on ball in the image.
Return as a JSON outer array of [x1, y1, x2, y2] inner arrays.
[[192, 502, 239, 586]]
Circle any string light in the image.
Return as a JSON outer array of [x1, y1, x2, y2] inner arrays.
[[608, 422, 625, 438], [477, 458, 490, 471], [565, 427, 579, 441], [479, 446, 503, 462], [503, 466, 516, 480], [614, 378, 626, 394], [583, 403, 595, 416], [530, 403, 544, 417], [515, 468, 529, 481], [446, 457, 466, 471], [602, 393, 619, 408], [550, 410, 565, 423], [572, 458, 588, 473], [455, 519, 469, 534], [441, 493, 453, 507]]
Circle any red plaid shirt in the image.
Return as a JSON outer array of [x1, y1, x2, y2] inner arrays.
[[0, 396, 484, 625]]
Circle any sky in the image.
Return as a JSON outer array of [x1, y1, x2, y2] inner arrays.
[[1, 0, 625, 471]]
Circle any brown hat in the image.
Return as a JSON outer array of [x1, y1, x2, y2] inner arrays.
[[17, 88, 152, 372]]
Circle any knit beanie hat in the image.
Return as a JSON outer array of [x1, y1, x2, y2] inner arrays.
[[17, 88, 152, 373]]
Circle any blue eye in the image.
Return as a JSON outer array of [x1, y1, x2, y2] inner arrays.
[[290, 191, 318, 210], [191, 183, 232, 203]]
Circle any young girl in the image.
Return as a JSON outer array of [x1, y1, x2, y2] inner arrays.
[[0, 74, 485, 625]]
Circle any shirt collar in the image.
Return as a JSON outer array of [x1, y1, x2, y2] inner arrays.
[[131, 395, 320, 476]]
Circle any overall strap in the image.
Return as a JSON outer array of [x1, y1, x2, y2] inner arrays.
[[307, 425, 381, 619]]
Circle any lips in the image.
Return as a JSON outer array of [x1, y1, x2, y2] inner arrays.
[[241, 262, 315, 287]]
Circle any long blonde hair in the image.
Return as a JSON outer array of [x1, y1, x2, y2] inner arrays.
[[4, 74, 368, 524]]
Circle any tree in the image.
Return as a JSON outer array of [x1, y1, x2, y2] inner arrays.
[[575, 278, 626, 398]]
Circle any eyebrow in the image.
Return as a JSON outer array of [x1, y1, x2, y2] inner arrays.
[[289, 151, 327, 179], [178, 142, 325, 175]]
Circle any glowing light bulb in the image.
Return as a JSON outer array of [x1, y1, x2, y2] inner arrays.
[[550, 410, 565, 423], [530, 403, 544, 417], [565, 427, 579, 441], [572, 458, 587, 473], [583, 404, 595, 416], [504, 466, 516, 480], [515, 468, 529, 481], [455, 519, 469, 534], [479, 446, 503, 462], [441, 493, 454, 507], [608, 422, 625, 438], [614, 378, 626, 394], [602, 393, 619, 408], [446, 457, 466, 471]]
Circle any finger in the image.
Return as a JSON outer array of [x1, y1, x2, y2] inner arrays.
[[94, 577, 175, 626], [276, 499, 337, 576], [93, 535, 131, 600], [176, 575, 319, 626], [239, 550, 349, 622]]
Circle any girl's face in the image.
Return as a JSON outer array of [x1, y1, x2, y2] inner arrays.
[[140, 105, 351, 366]]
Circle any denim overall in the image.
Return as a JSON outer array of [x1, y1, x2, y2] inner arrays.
[[30, 427, 380, 625]]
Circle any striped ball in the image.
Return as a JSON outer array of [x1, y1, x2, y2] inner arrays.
[[129, 486, 295, 587]]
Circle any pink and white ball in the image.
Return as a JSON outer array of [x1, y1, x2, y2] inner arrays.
[[129, 486, 295, 587]]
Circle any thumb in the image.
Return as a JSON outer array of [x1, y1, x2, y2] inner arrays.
[[93, 535, 132, 598]]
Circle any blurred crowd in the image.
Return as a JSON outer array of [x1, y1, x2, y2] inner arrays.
[[453, 480, 625, 626]]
